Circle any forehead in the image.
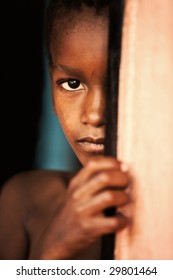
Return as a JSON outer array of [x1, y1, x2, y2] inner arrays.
[[50, 7, 108, 62]]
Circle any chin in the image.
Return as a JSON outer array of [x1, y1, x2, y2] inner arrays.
[[76, 151, 104, 166]]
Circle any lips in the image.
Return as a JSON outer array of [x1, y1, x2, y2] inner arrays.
[[78, 137, 105, 153]]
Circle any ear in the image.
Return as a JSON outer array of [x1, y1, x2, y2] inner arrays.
[[48, 63, 53, 79], [48, 65, 57, 115]]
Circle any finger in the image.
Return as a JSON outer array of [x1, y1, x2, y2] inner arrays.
[[69, 157, 122, 190], [73, 169, 129, 199], [76, 191, 130, 215], [90, 213, 128, 237]]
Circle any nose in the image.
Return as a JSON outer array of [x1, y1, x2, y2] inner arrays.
[[81, 87, 106, 127]]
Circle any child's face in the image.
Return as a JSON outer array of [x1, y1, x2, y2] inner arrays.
[[50, 8, 108, 165]]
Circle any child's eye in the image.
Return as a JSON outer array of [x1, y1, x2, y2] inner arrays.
[[60, 79, 85, 91]]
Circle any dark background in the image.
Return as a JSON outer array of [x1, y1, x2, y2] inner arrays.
[[0, 0, 45, 187]]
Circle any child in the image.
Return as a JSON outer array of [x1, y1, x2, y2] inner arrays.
[[0, 0, 130, 260]]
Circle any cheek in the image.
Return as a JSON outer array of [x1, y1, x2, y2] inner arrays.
[[52, 89, 68, 121], [54, 100, 69, 128], [53, 97, 78, 139], [53, 88, 82, 123]]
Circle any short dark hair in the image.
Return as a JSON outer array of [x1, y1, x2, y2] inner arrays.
[[45, 0, 109, 64]]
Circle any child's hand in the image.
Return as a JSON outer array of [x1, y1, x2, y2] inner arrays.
[[30, 157, 130, 259]]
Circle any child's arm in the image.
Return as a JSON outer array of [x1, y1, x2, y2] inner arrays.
[[29, 157, 130, 260], [0, 175, 29, 259]]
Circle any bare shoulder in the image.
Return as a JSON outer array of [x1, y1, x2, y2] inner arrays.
[[0, 170, 72, 215], [0, 169, 73, 259]]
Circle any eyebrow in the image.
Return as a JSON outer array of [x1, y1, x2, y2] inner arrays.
[[53, 64, 82, 76]]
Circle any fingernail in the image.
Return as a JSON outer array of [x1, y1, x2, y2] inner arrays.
[[121, 162, 129, 172]]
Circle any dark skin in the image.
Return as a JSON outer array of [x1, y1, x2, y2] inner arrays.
[[0, 7, 130, 260]]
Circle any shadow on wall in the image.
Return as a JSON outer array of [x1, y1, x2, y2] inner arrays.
[[0, 0, 44, 186], [0, 0, 80, 187]]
